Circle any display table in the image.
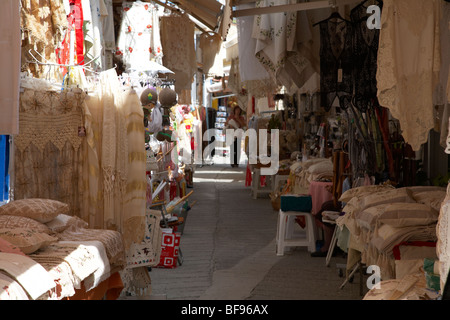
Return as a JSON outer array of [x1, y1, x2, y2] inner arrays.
[[308, 181, 333, 215]]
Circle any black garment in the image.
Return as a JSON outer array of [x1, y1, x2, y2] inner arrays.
[[232, 138, 238, 165], [350, 0, 383, 112], [319, 18, 354, 112]]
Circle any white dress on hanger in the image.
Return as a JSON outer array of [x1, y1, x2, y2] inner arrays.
[[115, 1, 163, 72]]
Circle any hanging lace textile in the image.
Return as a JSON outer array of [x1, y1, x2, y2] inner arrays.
[[376, 0, 442, 151], [437, 1, 450, 149], [199, 32, 222, 75], [293, 1, 332, 91], [235, 3, 277, 98], [252, 0, 310, 92], [115, 1, 163, 72], [20, 0, 69, 78], [160, 14, 196, 94], [82, 68, 146, 251], [350, 1, 383, 112], [0, 0, 20, 135], [83, 0, 108, 72], [120, 87, 147, 251], [102, 0, 116, 70], [13, 87, 85, 217], [318, 16, 354, 112]]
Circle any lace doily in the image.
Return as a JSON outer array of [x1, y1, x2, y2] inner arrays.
[[160, 14, 197, 93]]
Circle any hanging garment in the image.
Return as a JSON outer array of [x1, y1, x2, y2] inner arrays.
[[376, 0, 442, 151], [318, 16, 354, 112], [82, 69, 146, 251], [199, 32, 222, 75], [102, 0, 115, 52], [102, 0, 116, 70], [350, 1, 383, 112], [83, 0, 108, 72], [57, 0, 84, 76], [115, 1, 163, 72], [160, 14, 196, 93], [438, 1, 450, 148], [236, 4, 270, 83], [14, 88, 85, 217], [252, 0, 311, 92], [235, 3, 277, 98], [0, 0, 20, 135], [20, 0, 69, 78]]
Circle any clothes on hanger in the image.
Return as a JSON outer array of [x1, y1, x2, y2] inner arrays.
[[115, 1, 163, 72], [350, 0, 383, 112], [160, 13, 196, 94], [318, 12, 354, 112]]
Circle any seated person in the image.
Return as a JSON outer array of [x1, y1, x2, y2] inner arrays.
[[310, 200, 342, 257]]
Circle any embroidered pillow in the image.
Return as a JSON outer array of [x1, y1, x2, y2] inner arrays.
[[45, 214, 88, 233], [355, 204, 386, 230], [0, 228, 58, 254], [412, 190, 447, 212], [377, 203, 439, 228], [0, 198, 69, 223], [0, 215, 52, 234], [361, 187, 415, 210], [0, 237, 26, 256], [339, 185, 395, 203]]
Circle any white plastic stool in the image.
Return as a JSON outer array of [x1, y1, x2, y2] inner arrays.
[[276, 210, 317, 256], [273, 175, 289, 193]]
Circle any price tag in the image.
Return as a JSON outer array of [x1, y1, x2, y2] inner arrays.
[[78, 126, 86, 137]]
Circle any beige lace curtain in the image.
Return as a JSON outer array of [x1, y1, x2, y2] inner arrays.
[[14, 70, 147, 251], [80, 69, 147, 250], [160, 14, 197, 94], [14, 88, 85, 217]]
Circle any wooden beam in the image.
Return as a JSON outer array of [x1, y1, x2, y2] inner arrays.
[[232, 0, 359, 17], [152, 0, 211, 32], [232, 0, 255, 5], [174, 0, 218, 30]]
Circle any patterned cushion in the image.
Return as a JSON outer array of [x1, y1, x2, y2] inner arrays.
[[0, 215, 52, 234], [45, 214, 88, 233], [0, 228, 58, 254], [0, 199, 69, 223], [361, 187, 415, 210], [0, 237, 26, 256]]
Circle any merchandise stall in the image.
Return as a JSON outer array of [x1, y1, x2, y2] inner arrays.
[[0, 0, 229, 300], [0, 0, 449, 301], [227, 0, 450, 300]]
